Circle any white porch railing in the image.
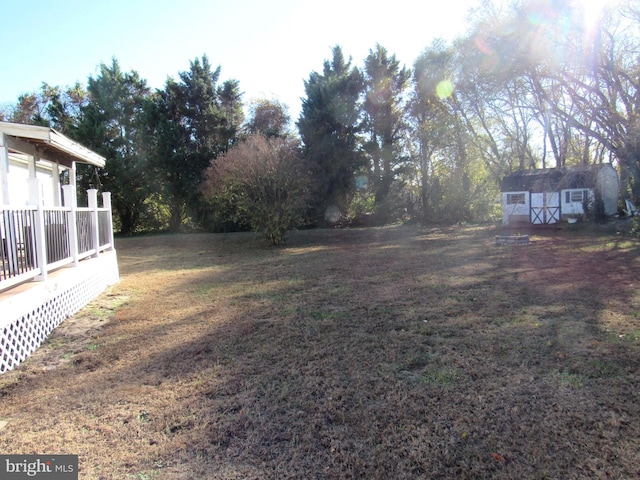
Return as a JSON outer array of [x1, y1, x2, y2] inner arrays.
[[0, 188, 114, 293]]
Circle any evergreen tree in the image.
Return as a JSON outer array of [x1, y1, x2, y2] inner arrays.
[[297, 46, 365, 225], [246, 98, 291, 138], [363, 44, 411, 209], [149, 55, 242, 231], [76, 58, 151, 235]]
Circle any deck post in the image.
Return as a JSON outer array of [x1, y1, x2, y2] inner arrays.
[[1, 135, 16, 272], [62, 185, 79, 267], [87, 188, 99, 258], [51, 162, 61, 207], [102, 192, 115, 250], [0, 133, 9, 205], [28, 177, 47, 282]]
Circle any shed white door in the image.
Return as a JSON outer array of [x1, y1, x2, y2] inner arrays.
[[531, 192, 560, 224]]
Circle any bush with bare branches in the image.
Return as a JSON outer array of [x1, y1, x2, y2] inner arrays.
[[202, 134, 310, 245]]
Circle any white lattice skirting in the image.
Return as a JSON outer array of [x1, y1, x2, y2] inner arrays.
[[0, 251, 119, 373]]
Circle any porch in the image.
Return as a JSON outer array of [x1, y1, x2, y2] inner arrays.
[[0, 122, 119, 373]]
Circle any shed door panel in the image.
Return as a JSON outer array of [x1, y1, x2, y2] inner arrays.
[[531, 192, 560, 224], [531, 193, 544, 224], [546, 192, 560, 223]]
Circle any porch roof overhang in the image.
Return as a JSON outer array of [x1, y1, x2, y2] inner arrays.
[[0, 121, 105, 168]]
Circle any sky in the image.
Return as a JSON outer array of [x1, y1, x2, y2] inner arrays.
[[0, 0, 481, 121]]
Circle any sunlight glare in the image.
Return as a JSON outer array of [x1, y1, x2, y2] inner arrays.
[[578, 0, 618, 30], [436, 80, 454, 99], [525, 0, 618, 32], [325, 205, 342, 223], [574, 0, 620, 30], [473, 35, 500, 71], [355, 175, 369, 190], [473, 36, 493, 55]]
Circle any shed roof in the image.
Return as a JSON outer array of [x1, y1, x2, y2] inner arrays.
[[0, 121, 105, 168], [500, 165, 603, 192]]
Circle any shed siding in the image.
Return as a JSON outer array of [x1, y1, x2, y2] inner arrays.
[[501, 164, 619, 224], [502, 191, 529, 225], [560, 188, 593, 217]]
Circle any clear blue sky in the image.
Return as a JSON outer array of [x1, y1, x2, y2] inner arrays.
[[0, 0, 480, 120]]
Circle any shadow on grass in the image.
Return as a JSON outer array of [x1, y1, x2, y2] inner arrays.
[[2, 225, 640, 479]]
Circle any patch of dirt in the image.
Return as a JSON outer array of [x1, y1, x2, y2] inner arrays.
[[16, 293, 130, 372], [1, 225, 640, 479]]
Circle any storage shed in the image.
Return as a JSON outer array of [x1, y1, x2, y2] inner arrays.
[[500, 164, 619, 225]]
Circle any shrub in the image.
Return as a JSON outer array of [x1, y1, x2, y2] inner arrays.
[[201, 134, 311, 245]]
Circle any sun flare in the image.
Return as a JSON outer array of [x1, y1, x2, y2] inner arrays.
[[574, 0, 620, 29]]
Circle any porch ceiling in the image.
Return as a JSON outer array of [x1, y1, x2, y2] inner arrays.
[[0, 121, 105, 168]]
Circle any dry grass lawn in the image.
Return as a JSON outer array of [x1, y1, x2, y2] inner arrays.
[[1, 224, 640, 479]]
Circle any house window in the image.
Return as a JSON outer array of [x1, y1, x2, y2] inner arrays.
[[507, 193, 525, 205], [565, 190, 587, 203]]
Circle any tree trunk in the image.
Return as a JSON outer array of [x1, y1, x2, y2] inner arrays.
[[118, 208, 138, 236], [168, 201, 184, 233]]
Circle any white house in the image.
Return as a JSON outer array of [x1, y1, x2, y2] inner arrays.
[[500, 164, 619, 225], [0, 122, 119, 373]]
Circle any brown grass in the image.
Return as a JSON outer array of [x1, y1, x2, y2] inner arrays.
[[1, 225, 640, 479]]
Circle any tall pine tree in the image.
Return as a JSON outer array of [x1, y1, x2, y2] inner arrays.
[[147, 55, 243, 231], [297, 46, 365, 224], [76, 58, 151, 235], [363, 44, 411, 208]]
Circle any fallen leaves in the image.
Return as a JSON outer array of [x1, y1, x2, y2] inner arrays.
[[491, 452, 507, 463]]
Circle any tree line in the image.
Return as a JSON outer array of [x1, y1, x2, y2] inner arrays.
[[2, 0, 639, 243]]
